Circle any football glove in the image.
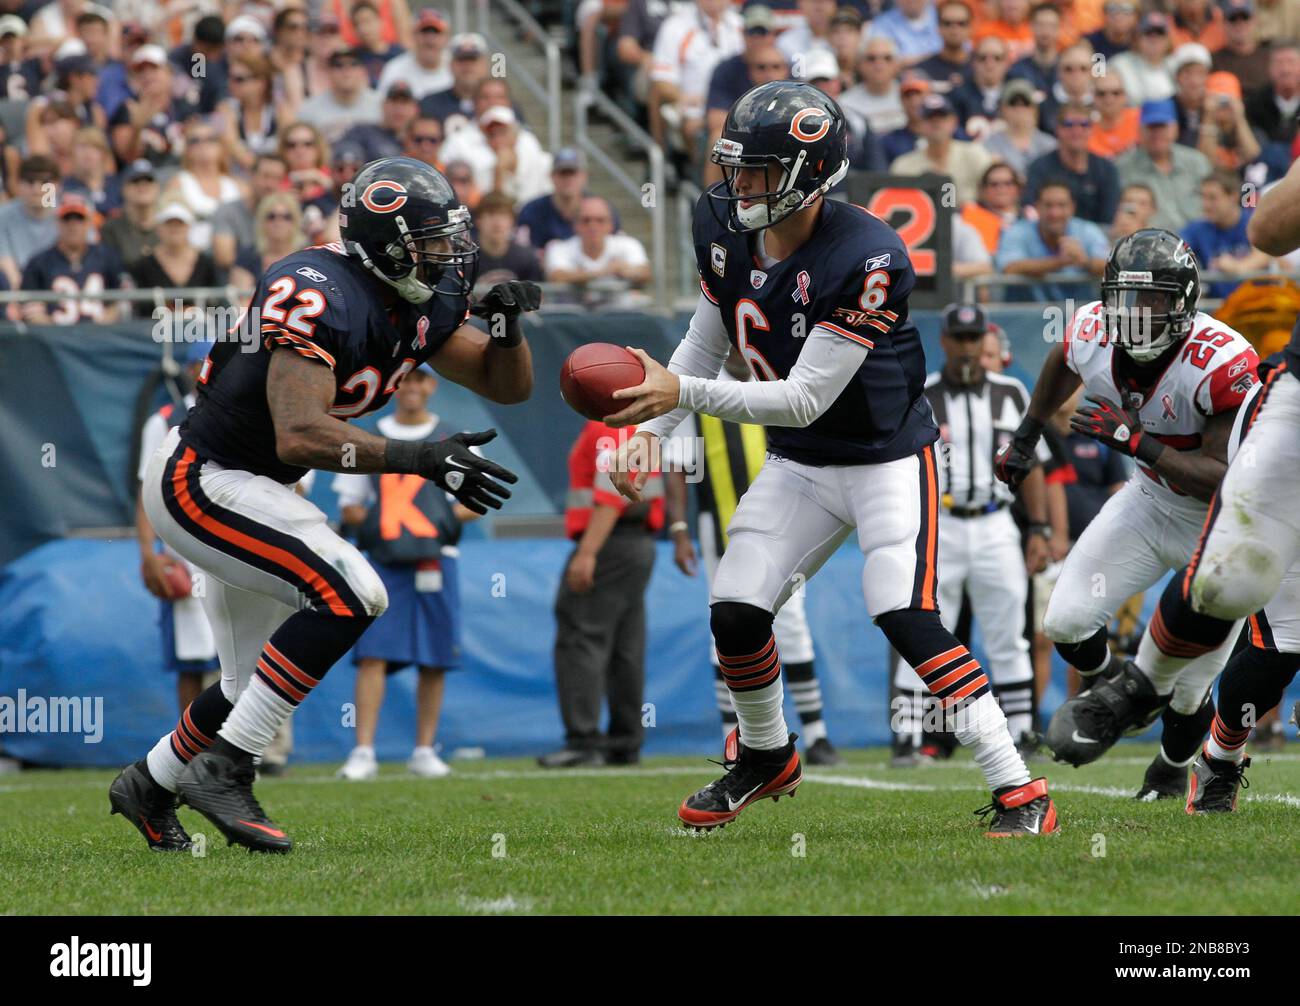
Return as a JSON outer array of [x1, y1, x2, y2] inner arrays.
[[385, 429, 519, 515], [1070, 397, 1158, 461], [994, 416, 1044, 490], [469, 280, 543, 322]]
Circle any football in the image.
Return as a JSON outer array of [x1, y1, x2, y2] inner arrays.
[[163, 561, 192, 600], [559, 343, 646, 422]]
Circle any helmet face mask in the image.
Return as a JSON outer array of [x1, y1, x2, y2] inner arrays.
[[1100, 229, 1200, 364], [341, 156, 479, 303]]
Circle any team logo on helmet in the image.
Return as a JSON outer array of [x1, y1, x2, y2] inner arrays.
[[789, 107, 830, 143], [360, 180, 409, 213]]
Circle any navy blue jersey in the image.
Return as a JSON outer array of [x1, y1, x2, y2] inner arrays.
[[693, 190, 937, 466], [181, 244, 468, 483], [20, 243, 125, 323]]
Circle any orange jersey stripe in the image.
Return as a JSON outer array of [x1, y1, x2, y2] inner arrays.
[[916, 644, 967, 679]]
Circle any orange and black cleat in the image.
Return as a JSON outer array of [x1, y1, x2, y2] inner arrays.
[[1186, 752, 1250, 814], [976, 777, 1060, 837], [678, 729, 802, 832]]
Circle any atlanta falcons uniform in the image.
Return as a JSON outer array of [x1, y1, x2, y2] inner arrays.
[[1043, 300, 1259, 723]]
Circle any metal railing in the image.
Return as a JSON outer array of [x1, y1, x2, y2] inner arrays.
[[677, 179, 701, 301], [961, 268, 1300, 306], [573, 82, 668, 310], [477, 0, 563, 156]]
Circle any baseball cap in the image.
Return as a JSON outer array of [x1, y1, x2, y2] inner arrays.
[[416, 8, 450, 31], [801, 48, 840, 82], [130, 44, 168, 68], [1207, 70, 1243, 100], [1140, 11, 1170, 33], [386, 80, 416, 101], [1169, 42, 1212, 74], [480, 105, 516, 128], [327, 46, 364, 66], [225, 15, 268, 42], [942, 302, 988, 336], [1221, 0, 1254, 17], [743, 5, 775, 31], [155, 202, 196, 226], [332, 143, 367, 166], [831, 6, 864, 28], [553, 147, 586, 172], [57, 54, 96, 78], [451, 32, 489, 58], [1001, 78, 1039, 105], [900, 75, 930, 95], [1140, 97, 1178, 126], [57, 195, 92, 219], [124, 159, 157, 183], [0, 14, 27, 37], [921, 93, 956, 117]]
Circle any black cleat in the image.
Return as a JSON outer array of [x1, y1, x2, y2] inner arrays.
[[678, 729, 801, 831], [890, 738, 938, 768], [176, 740, 292, 853], [976, 777, 1060, 836], [804, 736, 843, 766], [109, 760, 192, 852], [1186, 752, 1250, 814], [1134, 755, 1188, 801], [1045, 660, 1169, 766]]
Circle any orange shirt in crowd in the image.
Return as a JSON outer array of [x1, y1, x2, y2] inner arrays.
[[962, 201, 1010, 255], [1089, 107, 1141, 158], [973, 18, 1034, 61], [1170, 7, 1227, 51], [335, 0, 403, 47]]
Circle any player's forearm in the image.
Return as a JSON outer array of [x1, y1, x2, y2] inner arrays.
[[1048, 482, 1069, 542], [665, 469, 689, 527], [678, 329, 866, 428], [135, 495, 157, 558], [575, 503, 620, 557], [483, 338, 534, 405], [1249, 156, 1300, 255], [1148, 449, 1226, 504], [1026, 345, 1080, 426], [277, 416, 391, 472], [639, 292, 730, 440]]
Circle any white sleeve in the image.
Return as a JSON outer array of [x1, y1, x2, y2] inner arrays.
[[637, 291, 731, 441], [677, 324, 870, 427], [650, 17, 684, 85]]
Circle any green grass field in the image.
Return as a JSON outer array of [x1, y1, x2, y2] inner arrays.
[[2, 743, 1298, 915]]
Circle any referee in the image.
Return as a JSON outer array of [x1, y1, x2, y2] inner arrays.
[[891, 304, 1052, 759]]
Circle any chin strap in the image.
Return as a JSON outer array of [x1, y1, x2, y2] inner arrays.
[[344, 238, 433, 304]]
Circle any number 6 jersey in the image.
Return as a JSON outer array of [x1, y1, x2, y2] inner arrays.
[[1065, 299, 1259, 502], [693, 189, 938, 467], [182, 243, 469, 484]]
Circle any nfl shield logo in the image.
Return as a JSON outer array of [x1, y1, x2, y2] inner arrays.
[[750, 270, 766, 289]]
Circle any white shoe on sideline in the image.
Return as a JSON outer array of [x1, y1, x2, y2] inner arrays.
[[337, 746, 378, 781], [408, 746, 451, 778]]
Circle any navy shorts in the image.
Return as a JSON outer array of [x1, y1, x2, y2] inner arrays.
[[353, 556, 463, 671]]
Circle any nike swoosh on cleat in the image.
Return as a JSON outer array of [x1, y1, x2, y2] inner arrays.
[[1071, 731, 1099, 744], [726, 784, 762, 812], [238, 820, 287, 838], [140, 817, 162, 842]]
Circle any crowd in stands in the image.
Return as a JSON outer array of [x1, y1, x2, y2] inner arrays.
[[0, 0, 653, 320], [579, 0, 1300, 300]]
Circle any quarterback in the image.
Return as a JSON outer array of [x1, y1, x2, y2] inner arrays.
[[608, 81, 1058, 836]]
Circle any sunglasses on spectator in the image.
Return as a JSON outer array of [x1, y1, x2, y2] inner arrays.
[[188, 134, 218, 144], [940, 18, 970, 26], [751, 61, 786, 71], [1096, 87, 1124, 97], [411, 134, 442, 145], [448, 173, 473, 183], [985, 176, 1018, 187], [286, 137, 315, 148], [1060, 117, 1092, 128], [282, 19, 308, 30], [1006, 95, 1032, 107], [864, 53, 894, 62], [1226, 10, 1251, 20], [230, 74, 253, 84], [419, 25, 445, 34], [231, 33, 260, 43], [1061, 63, 1090, 72], [578, 215, 610, 224], [976, 52, 1006, 61], [1104, 3, 1135, 12], [744, 26, 770, 35], [265, 211, 294, 221]]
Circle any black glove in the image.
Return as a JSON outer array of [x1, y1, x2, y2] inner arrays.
[[994, 416, 1044, 490], [469, 280, 543, 323], [384, 429, 519, 515]]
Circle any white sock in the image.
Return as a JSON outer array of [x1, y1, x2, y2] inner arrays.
[[1005, 711, 1034, 741], [411, 745, 433, 757], [218, 676, 294, 756], [799, 718, 828, 744], [730, 679, 789, 751], [146, 736, 186, 793], [953, 694, 1031, 791], [351, 744, 375, 758], [1136, 630, 1189, 695]]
